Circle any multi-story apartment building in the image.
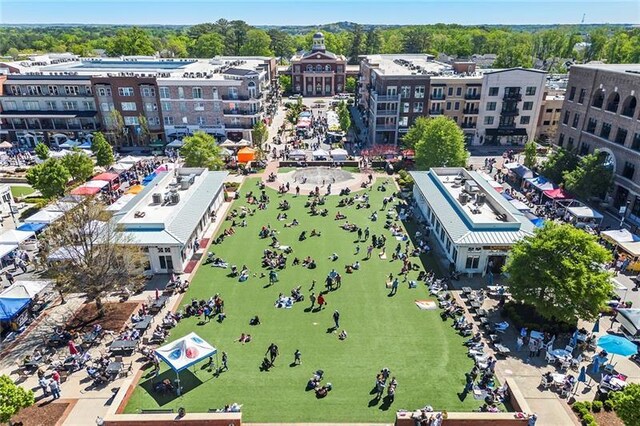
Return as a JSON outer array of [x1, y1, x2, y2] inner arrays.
[[0, 54, 275, 146], [554, 64, 640, 224], [535, 88, 565, 142], [358, 55, 546, 146], [289, 33, 347, 97]]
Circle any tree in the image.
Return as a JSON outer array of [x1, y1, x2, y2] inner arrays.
[[106, 27, 155, 56], [337, 101, 351, 133], [523, 141, 537, 169], [404, 116, 469, 170], [44, 202, 147, 315], [192, 33, 224, 57], [279, 74, 292, 94], [541, 148, 579, 184], [345, 76, 357, 94], [267, 29, 294, 59], [62, 150, 94, 182], [563, 151, 614, 199], [239, 29, 273, 56], [34, 142, 50, 161], [612, 383, 640, 426], [180, 131, 224, 170], [91, 132, 115, 168], [252, 121, 269, 148], [106, 110, 126, 147], [138, 115, 150, 145], [0, 375, 34, 423], [504, 222, 612, 323], [6, 47, 20, 60], [25, 158, 70, 199]]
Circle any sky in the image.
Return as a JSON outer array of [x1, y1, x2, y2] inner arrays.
[[1, 0, 638, 26]]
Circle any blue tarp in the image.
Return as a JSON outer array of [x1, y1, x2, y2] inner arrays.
[[0, 297, 31, 321], [525, 211, 545, 228], [78, 141, 92, 149], [142, 172, 157, 186], [17, 223, 47, 233], [511, 165, 534, 179], [526, 176, 556, 192]]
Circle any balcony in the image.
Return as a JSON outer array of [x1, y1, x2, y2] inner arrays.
[[374, 94, 400, 102], [375, 124, 397, 131], [463, 108, 479, 115], [500, 108, 519, 116], [429, 110, 443, 115], [461, 123, 476, 129], [223, 109, 263, 116], [430, 94, 446, 100], [221, 92, 263, 101], [376, 109, 398, 116], [464, 93, 481, 100], [503, 93, 522, 101], [498, 123, 516, 129]]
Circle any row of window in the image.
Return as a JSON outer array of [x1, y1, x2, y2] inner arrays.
[[293, 65, 344, 73], [2, 100, 94, 111], [485, 101, 534, 111], [7, 84, 92, 96], [483, 116, 531, 125], [487, 86, 537, 96]]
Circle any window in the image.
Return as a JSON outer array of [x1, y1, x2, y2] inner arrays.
[[400, 86, 411, 99], [414, 86, 425, 98], [82, 101, 94, 110], [45, 101, 57, 111], [615, 128, 628, 145], [399, 116, 408, 127], [486, 102, 496, 111], [100, 102, 113, 112], [118, 87, 134, 97], [228, 87, 238, 100], [325, 65, 331, 72], [454, 101, 460, 110], [3, 100, 16, 110], [572, 113, 580, 128], [600, 122, 612, 140], [194, 102, 205, 111], [64, 86, 79, 95], [567, 137, 574, 150], [545, 108, 553, 113], [484, 116, 494, 125], [543, 120, 550, 125], [525, 86, 536, 96], [192, 87, 203, 99], [213, 102, 221, 112], [592, 90, 605, 108], [147, 116, 160, 126], [386, 86, 397, 96], [48, 85, 59, 95], [558, 133, 565, 147], [568, 86, 576, 101], [523, 101, 533, 111], [579, 143, 590, 156], [563, 111, 570, 125], [159, 87, 170, 99], [162, 102, 171, 111], [124, 116, 139, 126], [23, 101, 39, 110], [121, 102, 137, 111], [62, 101, 78, 111], [622, 162, 635, 180], [26, 85, 42, 95], [178, 87, 185, 99], [488, 87, 499, 96], [402, 102, 410, 113], [465, 256, 480, 269], [446, 102, 451, 110], [179, 102, 187, 112], [159, 255, 174, 271], [632, 133, 640, 152], [520, 116, 531, 125], [212, 88, 219, 100], [448, 87, 453, 96], [164, 116, 174, 125], [316, 65, 322, 72], [578, 89, 586, 104], [586, 118, 597, 133], [85, 86, 92, 95], [145, 102, 158, 111], [141, 87, 156, 97], [306, 65, 313, 72], [196, 116, 206, 125], [413, 102, 423, 113]]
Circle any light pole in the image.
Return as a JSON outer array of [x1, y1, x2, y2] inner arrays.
[[619, 200, 631, 229]]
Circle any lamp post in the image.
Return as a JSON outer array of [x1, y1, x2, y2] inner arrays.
[[619, 200, 631, 229]]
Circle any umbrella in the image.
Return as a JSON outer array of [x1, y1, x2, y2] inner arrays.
[[574, 365, 589, 394], [571, 330, 579, 348], [597, 334, 638, 357], [592, 317, 600, 334]]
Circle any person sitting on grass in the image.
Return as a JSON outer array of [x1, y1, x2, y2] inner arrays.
[[335, 211, 346, 220], [310, 229, 321, 237], [238, 333, 252, 344], [284, 219, 299, 228], [315, 382, 332, 398], [329, 253, 339, 262], [338, 330, 348, 340], [249, 315, 261, 326]]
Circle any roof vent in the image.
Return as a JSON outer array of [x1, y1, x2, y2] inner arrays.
[[152, 193, 162, 204]]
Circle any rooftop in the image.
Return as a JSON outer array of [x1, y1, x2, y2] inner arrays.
[[364, 54, 449, 76], [113, 168, 227, 245], [411, 168, 535, 245], [572, 63, 640, 75]]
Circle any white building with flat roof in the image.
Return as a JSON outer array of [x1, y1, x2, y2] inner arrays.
[[111, 168, 227, 274], [411, 168, 536, 274]]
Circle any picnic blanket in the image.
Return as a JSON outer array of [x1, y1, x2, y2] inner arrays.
[[415, 300, 437, 310]]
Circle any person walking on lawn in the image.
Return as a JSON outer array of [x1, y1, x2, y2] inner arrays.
[[309, 292, 316, 309], [317, 293, 326, 310], [294, 349, 302, 365], [266, 343, 279, 364], [220, 352, 228, 372], [333, 310, 340, 329]]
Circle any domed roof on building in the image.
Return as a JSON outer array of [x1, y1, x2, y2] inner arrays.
[[313, 32, 324, 39]]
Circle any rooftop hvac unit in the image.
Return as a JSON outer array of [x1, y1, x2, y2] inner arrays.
[[459, 192, 469, 205], [476, 193, 487, 206], [464, 181, 479, 193], [152, 193, 162, 204], [180, 179, 191, 190], [170, 192, 180, 204]]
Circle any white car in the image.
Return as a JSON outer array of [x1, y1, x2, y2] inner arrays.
[[288, 94, 302, 100]]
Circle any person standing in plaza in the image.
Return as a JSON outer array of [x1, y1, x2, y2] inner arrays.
[[294, 349, 301, 365], [49, 379, 61, 400], [366, 245, 373, 259]]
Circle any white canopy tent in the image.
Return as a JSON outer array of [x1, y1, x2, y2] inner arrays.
[[220, 139, 251, 148], [602, 229, 640, 245], [0, 229, 35, 245], [220, 148, 233, 158], [288, 149, 307, 160], [24, 210, 64, 225], [59, 140, 80, 149], [167, 139, 184, 148], [49, 150, 73, 158], [0, 244, 18, 259], [312, 149, 329, 159], [566, 206, 604, 223], [509, 199, 531, 212], [83, 180, 109, 189], [330, 148, 348, 161], [45, 201, 78, 213], [110, 162, 134, 173], [118, 155, 142, 164], [0, 280, 52, 300], [106, 194, 136, 212]]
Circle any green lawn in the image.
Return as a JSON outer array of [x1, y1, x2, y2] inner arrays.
[[10, 186, 34, 198], [277, 167, 297, 173], [124, 177, 479, 422]]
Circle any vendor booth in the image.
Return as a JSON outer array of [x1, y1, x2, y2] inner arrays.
[[16, 223, 47, 233], [330, 148, 348, 162], [92, 172, 120, 190], [288, 149, 307, 160], [616, 309, 640, 342], [24, 209, 64, 225], [118, 156, 142, 164], [155, 332, 217, 395], [525, 176, 556, 192], [237, 147, 256, 163], [167, 139, 184, 149], [543, 188, 572, 201], [70, 185, 101, 196], [557, 201, 604, 227], [312, 149, 329, 161], [220, 139, 250, 149], [601, 230, 640, 272], [509, 199, 531, 212]]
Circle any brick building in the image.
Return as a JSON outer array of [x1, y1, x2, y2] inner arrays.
[[289, 32, 347, 97]]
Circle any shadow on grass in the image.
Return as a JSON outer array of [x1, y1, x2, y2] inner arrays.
[[379, 394, 393, 411], [139, 369, 203, 405]]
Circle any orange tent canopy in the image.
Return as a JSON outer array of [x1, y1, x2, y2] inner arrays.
[[127, 184, 144, 195], [237, 147, 256, 163]]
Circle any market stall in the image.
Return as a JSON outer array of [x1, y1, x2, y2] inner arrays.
[[312, 149, 329, 161], [330, 148, 348, 162], [237, 147, 256, 163]]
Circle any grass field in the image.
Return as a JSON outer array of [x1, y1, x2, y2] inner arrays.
[[124, 177, 479, 422], [10, 185, 34, 198]]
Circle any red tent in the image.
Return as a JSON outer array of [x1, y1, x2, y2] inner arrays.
[[70, 185, 101, 196], [543, 188, 572, 200], [92, 172, 119, 182]]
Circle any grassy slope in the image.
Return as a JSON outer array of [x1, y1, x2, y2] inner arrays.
[[10, 186, 34, 198], [125, 177, 479, 422]]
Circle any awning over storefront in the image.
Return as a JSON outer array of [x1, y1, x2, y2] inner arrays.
[[485, 128, 528, 136]]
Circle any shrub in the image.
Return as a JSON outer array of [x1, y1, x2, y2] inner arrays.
[[603, 399, 615, 411], [583, 401, 592, 411], [502, 301, 575, 334], [572, 402, 586, 412], [591, 401, 602, 412], [581, 414, 595, 424]]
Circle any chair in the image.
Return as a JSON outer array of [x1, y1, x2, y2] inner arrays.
[[559, 360, 571, 371], [570, 355, 582, 370], [545, 352, 556, 363], [539, 376, 551, 390], [564, 345, 574, 353], [603, 363, 616, 374]]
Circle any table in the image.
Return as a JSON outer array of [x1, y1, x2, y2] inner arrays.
[[134, 315, 154, 332], [470, 301, 482, 309], [551, 373, 566, 385], [109, 339, 139, 354], [461, 287, 472, 295], [106, 361, 123, 376], [150, 296, 168, 313], [494, 344, 511, 355], [82, 331, 101, 345], [549, 349, 572, 362], [530, 330, 544, 341]]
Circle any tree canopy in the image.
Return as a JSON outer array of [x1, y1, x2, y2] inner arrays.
[[62, 150, 95, 182], [523, 141, 537, 169], [34, 142, 50, 161], [0, 375, 34, 423], [106, 27, 156, 56], [541, 148, 579, 185], [25, 158, 70, 199], [180, 131, 224, 170], [504, 222, 613, 323], [562, 151, 614, 199], [251, 121, 269, 148], [403, 116, 469, 170], [337, 101, 351, 133], [91, 132, 115, 168], [239, 29, 273, 56], [612, 383, 640, 426]]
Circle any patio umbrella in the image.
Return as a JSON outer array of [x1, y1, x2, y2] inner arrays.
[[597, 334, 638, 357], [571, 330, 579, 348], [592, 316, 600, 334], [574, 365, 589, 394]]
